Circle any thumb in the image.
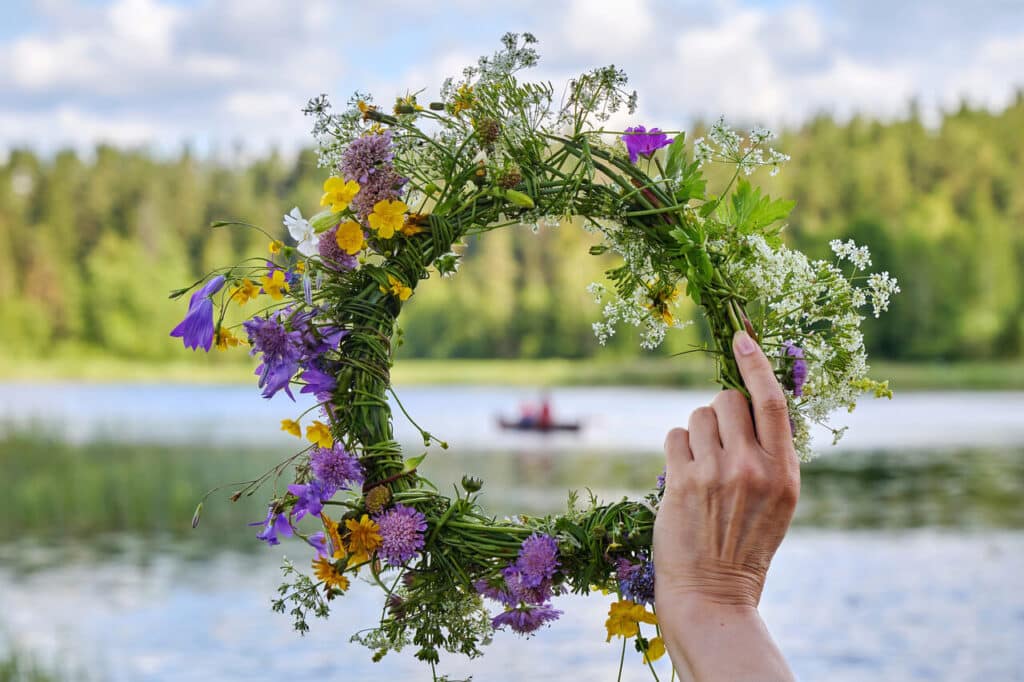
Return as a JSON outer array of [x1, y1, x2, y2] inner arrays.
[[732, 330, 793, 456]]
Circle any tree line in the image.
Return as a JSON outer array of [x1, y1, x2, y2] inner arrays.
[[1, 96, 1021, 364]]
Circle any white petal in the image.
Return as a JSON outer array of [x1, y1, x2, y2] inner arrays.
[[297, 238, 319, 257]]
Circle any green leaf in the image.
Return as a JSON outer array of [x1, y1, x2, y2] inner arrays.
[[403, 452, 428, 472], [722, 179, 796, 234], [674, 159, 706, 203], [664, 132, 687, 179]]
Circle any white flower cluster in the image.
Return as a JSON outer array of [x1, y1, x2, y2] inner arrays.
[[586, 282, 690, 350], [725, 235, 896, 460], [694, 118, 791, 176]]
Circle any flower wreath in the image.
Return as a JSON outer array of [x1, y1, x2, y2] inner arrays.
[[173, 34, 897, 679]]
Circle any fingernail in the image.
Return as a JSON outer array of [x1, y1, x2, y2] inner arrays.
[[734, 330, 757, 356]]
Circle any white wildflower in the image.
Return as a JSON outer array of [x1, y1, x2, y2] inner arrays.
[[284, 207, 318, 257]]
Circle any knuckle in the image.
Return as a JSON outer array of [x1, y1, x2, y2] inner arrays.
[[760, 394, 790, 417]]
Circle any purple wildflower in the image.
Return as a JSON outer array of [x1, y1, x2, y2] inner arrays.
[[300, 365, 338, 399], [618, 558, 656, 606], [310, 444, 364, 491], [351, 167, 408, 220], [501, 564, 554, 605], [621, 125, 674, 164], [340, 130, 395, 184], [243, 315, 303, 399], [308, 531, 329, 558], [250, 506, 292, 546], [374, 504, 428, 566], [288, 479, 334, 521], [783, 341, 808, 397], [318, 226, 358, 271], [474, 579, 511, 604], [656, 467, 666, 490], [514, 533, 560, 588], [491, 604, 562, 635], [169, 275, 225, 351]]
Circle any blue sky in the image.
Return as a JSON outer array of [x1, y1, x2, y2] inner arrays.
[[1, 0, 1022, 155]]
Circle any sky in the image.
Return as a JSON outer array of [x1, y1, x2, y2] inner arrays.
[[1, 0, 1022, 156]]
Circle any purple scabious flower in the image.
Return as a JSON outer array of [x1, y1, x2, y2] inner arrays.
[[618, 558, 656, 606], [374, 504, 427, 566], [474, 578, 511, 604], [310, 444, 364, 491], [169, 275, 225, 351], [514, 533, 560, 588], [621, 125, 674, 164], [287, 479, 333, 521], [244, 315, 304, 399], [351, 167, 408, 220], [783, 341, 808, 397], [340, 130, 395, 184], [250, 506, 292, 546], [318, 226, 358, 271], [657, 467, 666, 490], [501, 564, 554, 606], [300, 364, 338, 400], [491, 604, 562, 635]]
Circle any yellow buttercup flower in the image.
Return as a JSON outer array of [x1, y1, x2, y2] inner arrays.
[[268, 240, 283, 254], [335, 220, 365, 255], [367, 199, 408, 239], [312, 557, 350, 592], [214, 327, 241, 351], [344, 514, 382, 567], [261, 270, 289, 300], [320, 176, 361, 213], [380, 273, 412, 301], [280, 418, 301, 438], [230, 278, 260, 305], [605, 599, 658, 642], [306, 420, 333, 449], [294, 261, 306, 274], [643, 636, 666, 663], [400, 213, 428, 237]]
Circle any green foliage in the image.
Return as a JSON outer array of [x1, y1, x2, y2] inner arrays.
[[2, 96, 1022, 363]]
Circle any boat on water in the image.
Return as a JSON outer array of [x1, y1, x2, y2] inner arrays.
[[497, 417, 582, 433], [498, 394, 582, 433]]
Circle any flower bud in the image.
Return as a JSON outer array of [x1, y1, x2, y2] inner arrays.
[[309, 209, 339, 234], [501, 189, 535, 209], [461, 475, 483, 493]]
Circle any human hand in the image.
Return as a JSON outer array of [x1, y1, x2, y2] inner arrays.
[[653, 330, 799, 680]]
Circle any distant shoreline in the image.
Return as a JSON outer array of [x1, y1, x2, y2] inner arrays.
[[2, 357, 1022, 391]]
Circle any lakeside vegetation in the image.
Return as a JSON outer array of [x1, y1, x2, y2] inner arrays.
[[2, 434, 1021, 542], [1, 98, 1022, 373], [1, 355, 1022, 391]]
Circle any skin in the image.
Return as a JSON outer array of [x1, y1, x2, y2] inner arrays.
[[654, 330, 800, 681]]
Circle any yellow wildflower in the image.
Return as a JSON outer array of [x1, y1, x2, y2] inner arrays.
[[312, 557, 350, 592], [280, 418, 301, 438], [335, 219, 365, 255], [400, 213, 428, 237], [321, 513, 346, 559], [261, 270, 289, 300], [230, 278, 260, 305], [380, 273, 412, 301], [605, 599, 658, 642], [306, 420, 333, 449], [643, 636, 666, 663], [367, 199, 408, 239], [344, 514, 382, 566], [294, 261, 306, 274], [214, 327, 241, 351], [357, 100, 378, 121], [645, 284, 681, 326], [268, 240, 283, 254], [320, 176, 361, 213], [452, 83, 474, 115]]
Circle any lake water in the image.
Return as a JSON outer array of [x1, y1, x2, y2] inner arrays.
[[1, 384, 1023, 681]]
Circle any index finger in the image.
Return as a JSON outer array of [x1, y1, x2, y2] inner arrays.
[[732, 330, 793, 456]]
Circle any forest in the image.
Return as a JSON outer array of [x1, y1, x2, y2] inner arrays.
[[1, 96, 1021, 366]]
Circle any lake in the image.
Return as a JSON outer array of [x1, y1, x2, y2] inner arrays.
[[1, 384, 1023, 681]]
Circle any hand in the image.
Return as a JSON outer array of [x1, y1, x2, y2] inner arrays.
[[653, 330, 799, 681]]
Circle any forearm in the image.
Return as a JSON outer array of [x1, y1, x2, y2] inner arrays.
[[660, 596, 795, 682]]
